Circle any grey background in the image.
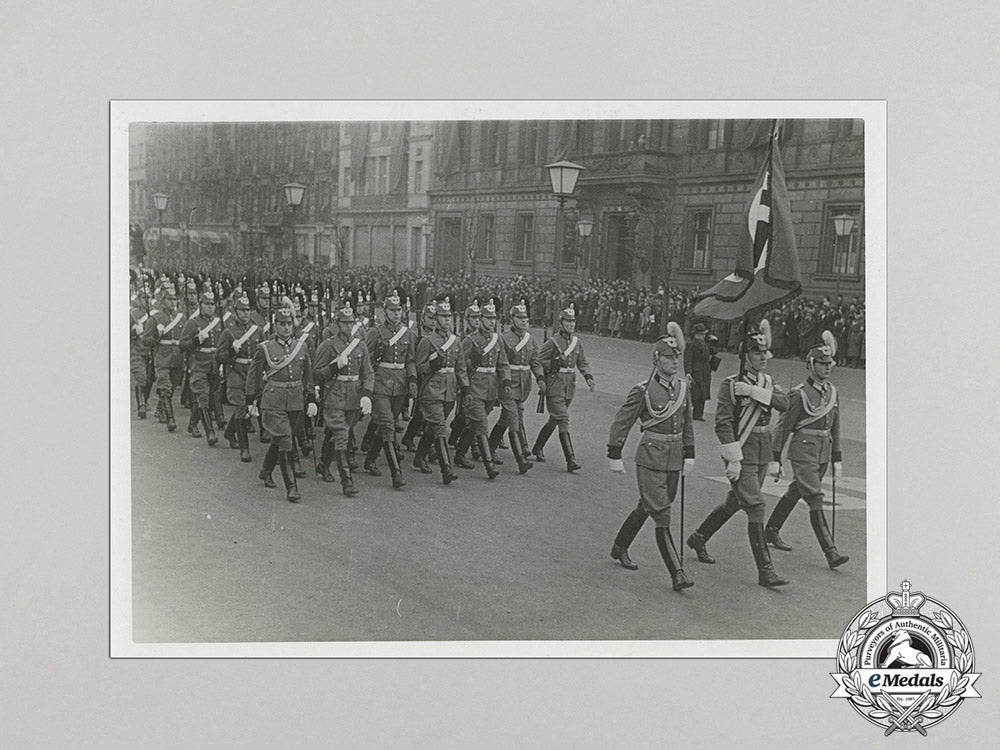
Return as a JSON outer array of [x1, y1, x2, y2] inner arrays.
[[4, 1, 997, 746]]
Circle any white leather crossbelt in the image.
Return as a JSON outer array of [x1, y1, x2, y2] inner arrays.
[[379, 362, 405, 369], [336, 374, 360, 381], [509, 364, 530, 371]]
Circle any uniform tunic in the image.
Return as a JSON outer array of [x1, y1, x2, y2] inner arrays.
[[772, 377, 841, 509], [313, 330, 375, 450], [245, 335, 315, 451], [215, 316, 262, 409], [498, 328, 544, 433], [539, 330, 592, 431], [130, 307, 154, 389], [415, 330, 469, 439], [714, 370, 788, 521], [608, 374, 696, 526], [460, 329, 511, 437], [179, 312, 224, 410], [144, 308, 187, 396], [366, 322, 418, 441]]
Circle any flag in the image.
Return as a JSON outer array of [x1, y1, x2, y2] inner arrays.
[[349, 121, 370, 187], [692, 130, 801, 321]]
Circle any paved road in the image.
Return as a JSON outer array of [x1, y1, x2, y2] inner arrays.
[[130, 330, 867, 644]]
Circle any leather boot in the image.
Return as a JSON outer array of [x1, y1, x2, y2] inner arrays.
[[765, 490, 799, 551], [279, 451, 300, 503], [258, 416, 270, 443], [611, 507, 648, 570], [259, 443, 279, 488], [247, 417, 256, 434], [360, 420, 376, 454], [237, 417, 252, 463], [656, 527, 694, 590], [336, 449, 359, 497], [225, 416, 239, 449], [383, 440, 406, 489], [301, 415, 314, 455], [810, 509, 849, 568], [317, 436, 337, 482], [487, 422, 505, 465], [559, 431, 581, 472], [413, 432, 434, 473], [686, 505, 735, 564], [135, 386, 147, 419], [201, 408, 218, 446], [364, 433, 383, 476], [477, 433, 500, 480], [164, 394, 177, 432], [290, 441, 306, 478], [749, 522, 789, 588], [454, 428, 475, 469], [187, 405, 202, 438], [448, 414, 465, 447], [509, 427, 533, 474], [531, 419, 556, 462], [435, 437, 458, 485], [346, 431, 359, 471], [155, 394, 166, 423], [401, 413, 422, 452]]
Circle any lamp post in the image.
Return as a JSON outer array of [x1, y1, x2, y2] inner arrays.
[[576, 217, 593, 281], [185, 205, 196, 275], [545, 159, 585, 335], [152, 192, 169, 263], [421, 221, 432, 269], [283, 181, 306, 284], [832, 212, 856, 300]]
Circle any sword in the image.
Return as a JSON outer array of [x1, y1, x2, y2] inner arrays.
[[831, 461, 837, 542], [883, 691, 931, 736], [680, 474, 685, 561]]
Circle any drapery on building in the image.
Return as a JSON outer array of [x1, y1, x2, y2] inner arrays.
[[130, 118, 864, 299]]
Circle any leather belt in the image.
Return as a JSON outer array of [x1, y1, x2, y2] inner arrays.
[[379, 362, 405, 369], [438, 367, 455, 373], [642, 431, 683, 442], [198, 347, 217, 353], [751, 426, 770, 433], [558, 367, 575, 373], [474, 366, 495, 373], [336, 374, 360, 381], [267, 380, 301, 388], [509, 364, 530, 371], [159, 340, 178, 345], [234, 357, 252, 364], [796, 428, 830, 436]]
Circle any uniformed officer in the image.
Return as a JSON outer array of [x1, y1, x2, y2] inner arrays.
[[453, 302, 511, 480], [686, 321, 790, 588], [246, 308, 317, 503], [448, 303, 481, 449], [294, 293, 322, 457], [362, 293, 418, 489], [489, 301, 544, 474], [179, 291, 224, 445], [413, 301, 469, 484], [765, 331, 849, 569], [143, 284, 186, 433], [313, 306, 375, 497], [249, 284, 273, 444], [215, 292, 261, 462], [408, 303, 440, 471], [531, 307, 595, 472], [607, 323, 695, 591], [130, 290, 155, 419]]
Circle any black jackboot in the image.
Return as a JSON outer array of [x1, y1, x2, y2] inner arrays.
[[749, 522, 789, 588], [656, 527, 694, 590], [155, 394, 166, 423], [611, 507, 648, 570], [454, 428, 476, 469], [201, 408, 218, 446], [487, 422, 506, 465], [476, 433, 500, 480], [258, 415, 270, 443], [810, 510, 850, 569], [766, 490, 799, 551], [508, 427, 533, 474], [360, 420, 377, 454], [225, 416, 239, 449], [316, 435, 337, 483], [383, 440, 406, 489], [448, 414, 466, 448], [346, 430, 359, 471], [188, 405, 202, 438], [687, 505, 735, 564], [164, 394, 177, 432], [135, 386, 147, 419], [237, 417, 252, 463], [259, 443, 279, 488], [279, 451, 300, 503], [364, 433, 383, 477], [336, 449, 359, 497], [402, 414, 422, 452], [290, 440, 306, 478], [531, 419, 556, 462], [413, 431, 434, 474], [435, 437, 458, 485], [559, 431, 581, 472]]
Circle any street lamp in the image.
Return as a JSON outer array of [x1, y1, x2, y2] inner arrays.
[[832, 212, 856, 299], [576, 218, 593, 280], [185, 205, 196, 275], [545, 159, 585, 335], [283, 182, 307, 283], [151, 192, 168, 262], [421, 221, 432, 269]]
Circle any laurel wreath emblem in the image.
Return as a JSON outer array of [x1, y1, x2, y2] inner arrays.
[[837, 608, 975, 727]]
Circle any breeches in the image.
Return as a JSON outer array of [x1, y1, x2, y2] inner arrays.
[[497, 396, 524, 432], [155, 366, 184, 396], [325, 408, 360, 450], [420, 400, 455, 439], [372, 394, 407, 440], [263, 408, 299, 451], [130, 352, 149, 387], [462, 398, 495, 436], [636, 466, 680, 527], [722, 462, 768, 522], [788, 460, 828, 510], [545, 394, 572, 431], [226, 371, 247, 407], [188, 369, 220, 409]]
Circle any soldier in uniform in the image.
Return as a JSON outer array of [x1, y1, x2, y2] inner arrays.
[[407, 303, 439, 468], [487, 302, 543, 474], [607, 324, 695, 591], [246, 308, 317, 503], [294, 293, 322, 457], [453, 302, 511, 480], [531, 307, 595, 472], [179, 291, 224, 445], [413, 301, 468, 484], [685, 322, 713, 421], [686, 322, 790, 588], [130, 289, 155, 419], [448, 303, 481, 449], [143, 284, 186, 433], [215, 292, 261, 462], [765, 331, 849, 569], [313, 306, 374, 497], [362, 293, 418, 489], [249, 284, 273, 443]]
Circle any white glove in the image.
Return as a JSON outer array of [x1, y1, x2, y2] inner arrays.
[[609, 458, 626, 474], [767, 461, 782, 480], [683, 458, 695, 476], [428, 351, 438, 361], [724, 460, 741, 482], [133, 324, 143, 336], [833, 461, 843, 478], [306, 403, 318, 418], [247, 403, 260, 417], [232, 341, 241, 353], [197, 331, 208, 344], [335, 354, 348, 369], [360, 396, 372, 415], [733, 381, 752, 397], [749, 385, 772, 405]]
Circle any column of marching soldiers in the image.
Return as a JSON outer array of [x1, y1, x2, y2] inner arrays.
[[130, 275, 851, 593]]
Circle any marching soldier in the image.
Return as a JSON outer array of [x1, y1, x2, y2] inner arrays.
[[249, 284, 273, 444], [413, 301, 468, 484], [488, 301, 543, 474], [453, 302, 510, 480], [448, 303, 481, 449], [686, 321, 790, 588], [179, 291, 224, 445], [765, 331, 849, 569], [531, 307, 595, 472], [313, 306, 375, 497], [607, 324, 695, 591], [130, 289, 155, 419], [246, 308, 317, 503], [408, 303, 440, 470], [294, 293, 322, 457], [142, 284, 186, 433], [362, 293, 418, 489], [215, 292, 261, 462]]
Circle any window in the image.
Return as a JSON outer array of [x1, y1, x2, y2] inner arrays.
[[342, 166, 352, 196], [413, 159, 423, 193], [514, 213, 534, 262], [480, 214, 495, 261], [692, 120, 729, 150], [379, 155, 389, 194], [574, 120, 593, 155], [684, 209, 713, 269], [519, 122, 538, 165], [480, 121, 502, 166], [822, 204, 863, 275], [605, 120, 623, 151]]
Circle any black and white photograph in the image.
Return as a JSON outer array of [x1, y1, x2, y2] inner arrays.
[[112, 101, 885, 656]]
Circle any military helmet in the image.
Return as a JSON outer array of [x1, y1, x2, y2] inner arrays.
[[465, 303, 481, 318], [200, 291, 216, 305], [336, 306, 356, 324], [435, 300, 452, 316], [481, 302, 497, 319], [235, 294, 251, 311], [654, 322, 685, 356], [274, 308, 294, 324], [806, 330, 836, 365], [510, 302, 529, 319], [744, 319, 772, 355], [383, 293, 402, 311], [559, 307, 576, 322]]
